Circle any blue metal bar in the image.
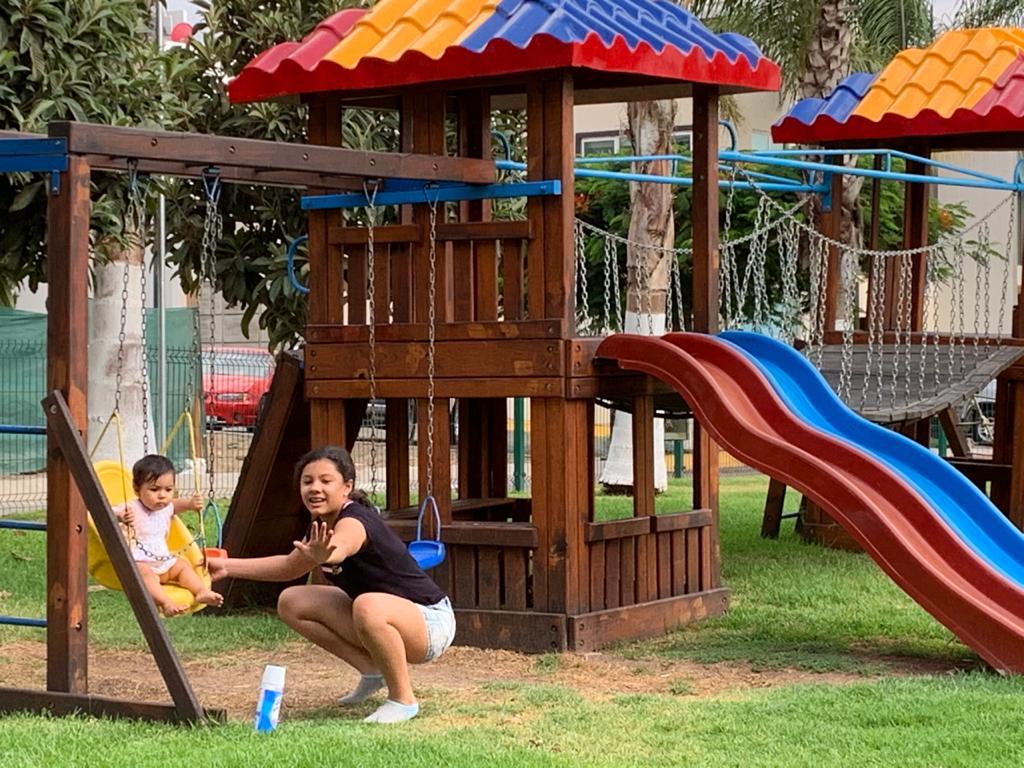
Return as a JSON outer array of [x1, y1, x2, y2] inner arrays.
[[573, 155, 803, 187], [286, 235, 310, 295], [0, 138, 65, 156], [0, 425, 45, 435], [721, 150, 1024, 192], [302, 180, 561, 211], [571, 167, 820, 192], [0, 616, 46, 628], [0, 520, 46, 531], [746, 148, 1012, 186], [0, 156, 69, 174]]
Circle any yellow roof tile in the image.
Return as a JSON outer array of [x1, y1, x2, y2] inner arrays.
[[853, 28, 1024, 121], [325, 0, 498, 67]]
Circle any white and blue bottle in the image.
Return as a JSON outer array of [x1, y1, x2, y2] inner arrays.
[[254, 664, 286, 732]]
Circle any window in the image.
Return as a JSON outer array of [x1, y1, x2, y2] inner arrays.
[[577, 126, 693, 157], [750, 131, 772, 152], [579, 136, 619, 156]]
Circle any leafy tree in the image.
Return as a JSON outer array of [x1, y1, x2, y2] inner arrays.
[[164, 0, 396, 350], [0, 0, 194, 301]]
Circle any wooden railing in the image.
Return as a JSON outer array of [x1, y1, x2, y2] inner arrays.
[[328, 221, 533, 326]]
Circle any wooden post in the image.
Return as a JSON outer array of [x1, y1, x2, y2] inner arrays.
[[904, 154, 930, 330], [691, 85, 721, 586], [526, 74, 575, 332], [308, 100, 347, 448], [46, 154, 91, 694], [824, 159, 844, 331]]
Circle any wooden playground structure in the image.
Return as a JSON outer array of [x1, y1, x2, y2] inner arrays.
[[216, 0, 788, 653], [0, 121, 492, 722]]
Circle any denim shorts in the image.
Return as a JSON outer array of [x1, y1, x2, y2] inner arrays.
[[417, 596, 456, 662]]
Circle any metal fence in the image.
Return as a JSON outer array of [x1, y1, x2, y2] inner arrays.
[[0, 340, 748, 514]]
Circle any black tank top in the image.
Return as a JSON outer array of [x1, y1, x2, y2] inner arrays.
[[322, 501, 446, 606]]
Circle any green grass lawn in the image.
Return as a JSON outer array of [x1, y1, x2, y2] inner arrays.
[[1, 473, 1022, 767]]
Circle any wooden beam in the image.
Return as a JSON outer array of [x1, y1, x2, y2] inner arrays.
[[690, 85, 722, 589], [45, 154, 90, 695], [824, 160, 844, 331], [568, 588, 730, 652], [904, 153, 930, 330], [306, 319, 561, 343], [50, 121, 495, 184], [0, 688, 225, 725], [691, 85, 719, 334], [44, 391, 207, 723], [308, 377, 562, 399]]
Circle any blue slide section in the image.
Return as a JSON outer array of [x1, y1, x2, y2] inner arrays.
[[719, 330, 1024, 587]]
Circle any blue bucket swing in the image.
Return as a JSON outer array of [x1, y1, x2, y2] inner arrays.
[[409, 495, 445, 570]]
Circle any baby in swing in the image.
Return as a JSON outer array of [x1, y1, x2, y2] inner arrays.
[[114, 454, 224, 616]]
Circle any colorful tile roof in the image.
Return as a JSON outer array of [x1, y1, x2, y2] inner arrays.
[[229, 0, 780, 104], [774, 28, 1024, 144]]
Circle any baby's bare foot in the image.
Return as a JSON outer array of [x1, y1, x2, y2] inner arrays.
[[196, 589, 223, 607], [160, 601, 186, 617]]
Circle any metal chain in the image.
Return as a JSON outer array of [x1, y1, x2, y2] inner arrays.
[[363, 181, 381, 501], [972, 223, 988, 363], [893, 252, 913, 405], [602, 237, 615, 332], [200, 168, 222, 507], [574, 220, 591, 333], [719, 163, 738, 327], [838, 249, 858, 402], [901, 252, 915, 403], [863, 251, 886, 409], [126, 165, 152, 455], [115, 250, 130, 418], [778, 219, 800, 343], [919, 252, 933, 400], [425, 191, 439, 499], [751, 198, 772, 331], [611, 239, 623, 331], [665, 249, 675, 332], [671, 254, 685, 332], [930, 256, 942, 392], [997, 198, 1015, 342], [809, 236, 829, 367], [740, 168, 1014, 259], [953, 237, 967, 376]]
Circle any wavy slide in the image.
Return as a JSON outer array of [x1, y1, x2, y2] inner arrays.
[[720, 330, 1024, 585], [596, 332, 1024, 673]]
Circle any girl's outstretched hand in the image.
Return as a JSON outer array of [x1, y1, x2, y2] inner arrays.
[[293, 520, 337, 566]]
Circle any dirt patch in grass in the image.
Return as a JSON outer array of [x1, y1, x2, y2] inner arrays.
[[0, 639, 972, 722]]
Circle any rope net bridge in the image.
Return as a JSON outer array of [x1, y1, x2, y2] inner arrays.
[[572, 173, 1021, 430]]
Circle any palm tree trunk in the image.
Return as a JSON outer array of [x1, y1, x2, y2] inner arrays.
[[599, 99, 675, 492], [803, 0, 865, 308]]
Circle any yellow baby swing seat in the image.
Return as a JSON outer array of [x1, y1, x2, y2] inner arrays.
[[87, 459, 212, 616]]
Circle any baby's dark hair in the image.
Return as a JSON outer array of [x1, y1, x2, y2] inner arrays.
[[294, 445, 369, 504], [132, 454, 176, 488]]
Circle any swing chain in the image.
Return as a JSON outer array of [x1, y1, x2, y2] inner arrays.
[[129, 163, 152, 454], [201, 167, 223, 506], [363, 180, 381, 502], [425, 189, 440, 499]]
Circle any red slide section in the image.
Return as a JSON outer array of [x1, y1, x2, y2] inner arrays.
[[597, 332, 1024, 672]]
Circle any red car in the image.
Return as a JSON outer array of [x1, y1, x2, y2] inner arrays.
[[203, 346, 275, 428]]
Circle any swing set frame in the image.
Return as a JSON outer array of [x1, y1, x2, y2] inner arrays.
[[0, 121, 494, 724]]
